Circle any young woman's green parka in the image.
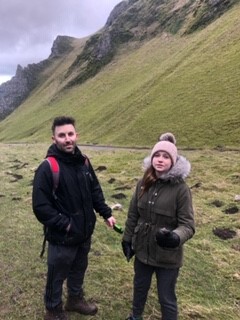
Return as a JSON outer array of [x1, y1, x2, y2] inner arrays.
[[123, 155, 195, 269]]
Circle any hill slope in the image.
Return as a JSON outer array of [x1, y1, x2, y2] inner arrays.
[[0, 0, 240, 148]]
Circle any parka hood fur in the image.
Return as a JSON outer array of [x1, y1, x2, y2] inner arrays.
[[143, 154, 191, 183]]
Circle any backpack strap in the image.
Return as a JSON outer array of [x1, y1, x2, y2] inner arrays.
[[83, 154, 89, 168], [46, 156, 60, 199], [40, 156, 59, 258], [40, 228, 47, 258]]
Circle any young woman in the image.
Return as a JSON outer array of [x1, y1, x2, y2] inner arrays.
[[122, 133, 195, 320]]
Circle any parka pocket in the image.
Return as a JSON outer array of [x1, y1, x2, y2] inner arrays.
[[68, 210, 96, 241], [132, 224, 140, 251], [69, 211, 84, 235], [152, 208, 177, 227], [155, 245, 181, 265], [132, 223, 149, 253]]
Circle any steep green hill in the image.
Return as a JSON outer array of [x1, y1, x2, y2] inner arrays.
[[0, 1, 240, 148]]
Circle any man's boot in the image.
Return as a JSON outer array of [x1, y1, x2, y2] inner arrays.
[[44, 303, 69, 320], [65, 294, 98, 315]]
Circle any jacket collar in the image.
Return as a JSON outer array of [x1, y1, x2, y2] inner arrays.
[[46, 143, 85, 165]]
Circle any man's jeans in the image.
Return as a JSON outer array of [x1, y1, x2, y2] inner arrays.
[[45, 239, 91, 310]]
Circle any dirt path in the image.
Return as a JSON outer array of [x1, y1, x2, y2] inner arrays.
[[79, 144, 150, 152]]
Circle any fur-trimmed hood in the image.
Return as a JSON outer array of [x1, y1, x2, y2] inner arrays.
[[143, 154, 191, 183]]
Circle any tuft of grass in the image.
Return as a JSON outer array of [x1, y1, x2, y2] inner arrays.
[[0, 143, 239, 320]]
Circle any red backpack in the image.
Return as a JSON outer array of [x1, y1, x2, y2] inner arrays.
[[46, 157, 60, 198], [46, 155, 89, 198]]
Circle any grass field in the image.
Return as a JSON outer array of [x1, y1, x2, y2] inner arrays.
[[0, 143, 239, 320]]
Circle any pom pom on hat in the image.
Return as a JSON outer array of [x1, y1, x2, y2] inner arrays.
[[159, 132, 176, 145], [151, 132, 177, 165]]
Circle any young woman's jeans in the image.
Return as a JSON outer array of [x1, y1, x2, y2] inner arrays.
[[132, 258, 179, 320], [44, 239, 91, 310]]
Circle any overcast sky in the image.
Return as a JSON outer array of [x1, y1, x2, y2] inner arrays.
[[0, 0, 122, 84]]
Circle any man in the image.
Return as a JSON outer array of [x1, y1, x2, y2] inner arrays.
[[32, 116, 116, 320]]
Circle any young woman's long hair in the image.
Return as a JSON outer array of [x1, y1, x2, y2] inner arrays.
[[139, 165, 157, 198]]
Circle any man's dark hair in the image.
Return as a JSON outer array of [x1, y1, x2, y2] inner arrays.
[[51, 116, 76, 134]]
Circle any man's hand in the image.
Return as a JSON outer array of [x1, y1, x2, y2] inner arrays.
[[105, 216, 116, 228], [156, 228, 180, 248]]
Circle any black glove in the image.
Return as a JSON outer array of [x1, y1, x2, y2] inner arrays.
[[122, 240, 135, 262], [156, 228, 180, 248]]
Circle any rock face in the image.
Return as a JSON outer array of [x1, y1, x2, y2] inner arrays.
[[66, 0, 239, 87], [0, 62, 48, 119], [49, 35, 75, 58], [0, 0, 238, 119], [0, 36, 74, 120]]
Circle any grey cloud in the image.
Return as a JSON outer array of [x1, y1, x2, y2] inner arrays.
[[0, 0, 121, 77]]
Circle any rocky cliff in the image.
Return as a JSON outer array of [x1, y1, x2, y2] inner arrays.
[[65, 0, 240, 86], [0, 36, 75, 120]]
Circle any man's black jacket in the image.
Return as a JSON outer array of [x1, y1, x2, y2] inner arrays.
[[32, 144, 112, 245]]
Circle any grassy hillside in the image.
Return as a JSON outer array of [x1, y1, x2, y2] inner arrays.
[[0, 3, 240, 148]]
